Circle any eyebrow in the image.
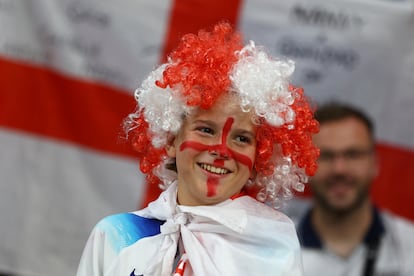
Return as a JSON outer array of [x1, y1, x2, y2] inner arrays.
[[191, 119, 217, 127], [192, 119, 255, 135], [193, 119, 213, 124], [234, 129, 256, 138]]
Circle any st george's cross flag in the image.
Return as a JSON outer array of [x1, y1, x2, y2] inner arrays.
[[0, 0, 413, 275]]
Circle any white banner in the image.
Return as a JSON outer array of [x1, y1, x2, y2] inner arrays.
[[0, 0, 170, 91], [240, 0, 414, 149]]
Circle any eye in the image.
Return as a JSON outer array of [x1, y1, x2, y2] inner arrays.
[[318, 151, 335, 162], [343, 149, 372, 160], [196, 126, 214, 135], [234, 134, 252, 145]]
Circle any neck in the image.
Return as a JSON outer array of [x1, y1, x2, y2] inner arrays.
[[312, 199, 372, 258]]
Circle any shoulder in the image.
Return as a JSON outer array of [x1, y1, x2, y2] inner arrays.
[[379, 210, 414, 272], [94, 212, 164, 253], [382, 210, 414, 236], [77, 213, 164, 275], [381, 211, 414, 231], [236, 196, 297, 227], [380, 210, 414, 254]]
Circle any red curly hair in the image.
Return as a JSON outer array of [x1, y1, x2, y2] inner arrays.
[[128, 22, 319, 196]]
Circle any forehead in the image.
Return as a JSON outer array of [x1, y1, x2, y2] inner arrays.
[[187, 94, 255, 126], [314, 117, 372, 150]]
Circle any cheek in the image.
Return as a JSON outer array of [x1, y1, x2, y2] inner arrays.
[[237, 148, 256, 171], [311, 168, 328, 182], [357, 165, 376, 180], [180, 140, 209, 153]]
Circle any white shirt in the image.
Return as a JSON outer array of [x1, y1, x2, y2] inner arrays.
[[77, 182, 304, 276], [296, 207, 414, 276]]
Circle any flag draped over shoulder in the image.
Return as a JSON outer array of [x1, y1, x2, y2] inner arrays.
[[0, 0, 413, 275]]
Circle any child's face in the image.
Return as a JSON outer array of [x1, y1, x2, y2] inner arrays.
[[167, 94, 257, 206]]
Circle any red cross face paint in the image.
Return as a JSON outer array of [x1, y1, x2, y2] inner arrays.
[[166, 94, 257, 206], [180, 118, 255, 197]]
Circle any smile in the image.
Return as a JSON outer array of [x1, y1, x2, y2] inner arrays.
[[198, 163, 230, 175]]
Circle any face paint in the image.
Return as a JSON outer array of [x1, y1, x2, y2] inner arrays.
[[213, 117, 233, 158], [180, 118, 254, 169], [179, 117, 254, 196], [214, 159, 224, 167], [206, 177, 219, 197]]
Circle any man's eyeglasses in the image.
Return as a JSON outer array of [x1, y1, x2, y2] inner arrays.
[[318, 148, 374, 163]]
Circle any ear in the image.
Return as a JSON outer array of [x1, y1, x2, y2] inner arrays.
[[165, 137, 177, 158]]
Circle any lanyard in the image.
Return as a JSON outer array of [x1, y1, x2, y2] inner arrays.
[[362, 236, 381, 276]]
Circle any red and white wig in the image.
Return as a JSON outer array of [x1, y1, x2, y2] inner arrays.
[[125, 22, 319, 208]]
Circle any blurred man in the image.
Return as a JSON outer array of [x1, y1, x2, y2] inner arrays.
[[296, 102, 414, 276]]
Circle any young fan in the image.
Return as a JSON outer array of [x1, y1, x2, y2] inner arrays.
[[77, 22, 319, 276]]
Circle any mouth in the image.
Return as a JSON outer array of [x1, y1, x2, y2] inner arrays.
[[326, 177, 354, 189], [198, 163, 231, 175]]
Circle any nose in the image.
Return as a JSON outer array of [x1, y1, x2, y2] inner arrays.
[[209, 145, 231, 159], [330, 156, 348, 174]]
